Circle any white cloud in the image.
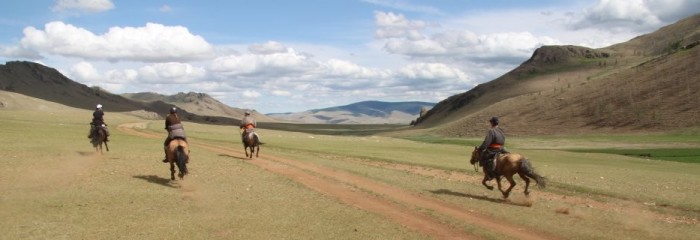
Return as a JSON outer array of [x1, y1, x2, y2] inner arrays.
[[570, 0, 700, 33], [159, 5, 172, 12], [399, 62, 468, 81], [52, 0, 114, 13], [0, 46, 42, 59], [243, 90, 261, 98], [248, 41, 289, 55], [209, 48, 318, 78], [20, 21, 214, 62], [136, 62, 207, 83], [271, 90, 291, 96], [374, 12, 427, 40], [69, 61, 101, 81]]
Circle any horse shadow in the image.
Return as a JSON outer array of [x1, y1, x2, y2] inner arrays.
[[133, 175, 177, 188], [429, 189, 532, 207], [218, 154, 249, 161]]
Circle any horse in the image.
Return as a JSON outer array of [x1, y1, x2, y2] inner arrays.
[[469, 146, 545, 198], [166, 137, 190, 180], [242, 130, 260, 158], [90, 126, 109, 154]]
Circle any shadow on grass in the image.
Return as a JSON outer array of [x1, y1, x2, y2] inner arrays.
[[218, 154, 250, 160], [429, 189, 532, 207], [133, 175, 177, 188]]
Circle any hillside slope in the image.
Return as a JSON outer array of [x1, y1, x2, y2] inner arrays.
[[0, 61, 242, 125], [414, 14, 700, 136]]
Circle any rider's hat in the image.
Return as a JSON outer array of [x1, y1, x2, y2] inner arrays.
[[170, 107, 177, 113], [489, 116, 499, 125], [96, 104, 102, 109], [245, 111, 251, 115]]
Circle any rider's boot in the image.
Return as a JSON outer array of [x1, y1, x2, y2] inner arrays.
[[162, 146, 168, 163]]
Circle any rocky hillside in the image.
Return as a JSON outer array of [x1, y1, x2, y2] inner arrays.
[[268, 101, 435, 124], [0, 61, 240, 125], [414, 14, 700, 136]]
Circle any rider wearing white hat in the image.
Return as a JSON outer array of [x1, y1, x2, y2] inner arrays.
[[89, 104, 109, 141]]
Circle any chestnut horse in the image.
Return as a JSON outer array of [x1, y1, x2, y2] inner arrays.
[[469, 147, 545, 198], [91, 127, 109, 154], [166, 138, 189, 180], [242, 131, 260, 158]]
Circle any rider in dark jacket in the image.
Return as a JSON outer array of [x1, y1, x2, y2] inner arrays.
[[478, 116, 505, 180], [89, 104, 109, 141], [162, 107, 187, 163]]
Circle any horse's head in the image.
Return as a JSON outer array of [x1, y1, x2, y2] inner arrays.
[[469, 146, 479, 165]]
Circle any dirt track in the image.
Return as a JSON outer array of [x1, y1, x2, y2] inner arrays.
[[117, 123, 698, 239], [118, 123, 562, 239]]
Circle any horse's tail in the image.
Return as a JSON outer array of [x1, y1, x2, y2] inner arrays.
[[521, 158, 546, 188], [176, 145, 188, 176]]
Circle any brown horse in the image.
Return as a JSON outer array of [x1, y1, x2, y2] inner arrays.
[[166, 138, 190, 180], [91, 127, 109, 154], [242, 131, 260, 158], [469, 146, 545, 198]]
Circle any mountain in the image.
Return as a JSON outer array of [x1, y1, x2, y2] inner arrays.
[[122, 92, 276, 122], [0, 61, 242, 125], [413, 14, 700, 136], [267, 101, 435, 124]]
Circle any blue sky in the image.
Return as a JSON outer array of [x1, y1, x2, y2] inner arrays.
[[1, 0, 698, 113]]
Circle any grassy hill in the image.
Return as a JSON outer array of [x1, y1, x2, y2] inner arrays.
[[413, 14, 700, 137]]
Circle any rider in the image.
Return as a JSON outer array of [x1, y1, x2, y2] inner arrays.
[[162, 107, 187, 163], [239, 111, 257, 143], [477, 116, 505, 180], [89, 104, 109, 141]]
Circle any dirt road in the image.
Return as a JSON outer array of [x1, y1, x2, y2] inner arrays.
[[118, 123, 561, 239]]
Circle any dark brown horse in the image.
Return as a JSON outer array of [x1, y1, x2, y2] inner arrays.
[[242, 131, 260, 158], [91, 127, 109, 154], [166, 138, 189, 180], [469, 147, 545, 198]]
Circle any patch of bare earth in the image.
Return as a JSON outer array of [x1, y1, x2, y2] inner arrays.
[[119, 123, 561, 239]]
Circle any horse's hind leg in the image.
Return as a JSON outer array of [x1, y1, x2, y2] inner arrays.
[[104, 141, 109, 152], [518, 172, 531, 195], [255, 145, 259, 158], [170, 162, 176, 180]]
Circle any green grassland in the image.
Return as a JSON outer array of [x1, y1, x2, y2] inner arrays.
[[2, 108, 700, 239]]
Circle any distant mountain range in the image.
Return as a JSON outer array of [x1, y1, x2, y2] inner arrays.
[[0, 61, 431, 125], [267, 101, 435, 124]]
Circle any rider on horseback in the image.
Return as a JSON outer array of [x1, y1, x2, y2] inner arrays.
[[239, 111, 256, 142], [162, 107, 187, 163], [478, 116, 506, 180], [88, 104, 109, 141]]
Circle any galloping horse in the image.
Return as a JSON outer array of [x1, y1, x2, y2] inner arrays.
[[166, 137, 189, 180], [469, 147, 545, 198], [91, 127, 109, 154], [242, 131, 260, 158]]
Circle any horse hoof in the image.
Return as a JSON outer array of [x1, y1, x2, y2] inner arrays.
[[486, 186, 494, 191]]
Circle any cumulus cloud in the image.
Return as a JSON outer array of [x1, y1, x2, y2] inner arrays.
[[570, 0, 700, 32], [136, 62, 207, 83], [0, 46, 43, 59], [248, 41, 289, 55], [52, 0, 114, 13], [209, 47, 318, 78], [69, 61, 101, 81], [271, 90, 292, 96], [20, 21, 214, 62], [243, 90, 261, 98], [374, 11, 427, 40]]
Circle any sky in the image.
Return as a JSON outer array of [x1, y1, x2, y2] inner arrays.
[[0, 0, 698, 113]]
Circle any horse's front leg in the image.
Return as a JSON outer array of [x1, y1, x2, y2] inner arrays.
[[170, 162, 176, 180], [481, 172, 494, 190]]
